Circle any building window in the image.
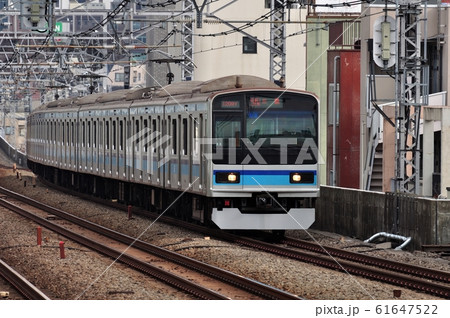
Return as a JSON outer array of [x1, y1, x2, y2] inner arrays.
[[115, 73, 125, 82], [243, 37, 257, 54], [19, 125, 26, 136]]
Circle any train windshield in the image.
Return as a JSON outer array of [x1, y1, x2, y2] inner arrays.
[[212, 92, 318, 165]]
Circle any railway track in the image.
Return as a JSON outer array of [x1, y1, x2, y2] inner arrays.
[[108, 201, 450, 298], [282, 237, 450, 284], [20, 177, 450, 299], [0, 186, 302, 300], [0, 259, 50, 300], [237, 235, 450, 299]]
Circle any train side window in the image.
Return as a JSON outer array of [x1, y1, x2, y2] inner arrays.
[[93, 120, 97, 148], [98, 120, 103, 149], [143, 119, 148, 152], [152, 119, 157, 153], [112, 120, 116, 150], [66, 121, 70, 146], [193, 118, 199, 156], [106, 120, 110, 150], [135, 118, 140, 151], [88, 120, 91, 147], [182, 118, 188, 155], [71, 122, 74, 146], [82, 121, 85, 147], [119, 119, 124, 151], [62, 122, 65, 145], [172, 118, 177, 155]]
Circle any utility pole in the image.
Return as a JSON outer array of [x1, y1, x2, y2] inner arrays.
[[270, 0, 287, 83], [395, 0, 428, 194], [182, 0, 195, 81]]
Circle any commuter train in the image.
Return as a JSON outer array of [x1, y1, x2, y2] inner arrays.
[[26, 75, 319, 231]]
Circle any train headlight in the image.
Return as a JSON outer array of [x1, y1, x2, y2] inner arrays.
[[291, 173, 301, 183], [290, 172, 315, 184], [216, 172, 240, 183], [228, 173, 237, 182]]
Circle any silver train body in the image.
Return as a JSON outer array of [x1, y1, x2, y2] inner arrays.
[[26, 75, 319, 230]]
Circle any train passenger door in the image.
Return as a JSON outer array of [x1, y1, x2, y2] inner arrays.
[[149, 116, 161, 187], [191, 115, 201, 193], [92, 118, 98, 174], [130, 115, 138, 182], [105, 118, 112, 176], [80, 119, 86, 171], [98, 118, 104, 176], [180, 115, 190, 190], [111, 117, 119, 178], [88, 118, 93, 173], [56, 120, 62, 168], [141, 116, 149, 183], [61, 120, 66, 168], [118, 116, 126, 180]]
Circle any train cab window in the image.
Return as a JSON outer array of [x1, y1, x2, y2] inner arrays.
[[214, 114, 242, 148]]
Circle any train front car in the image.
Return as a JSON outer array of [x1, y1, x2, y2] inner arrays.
[[209, 89, 319, 230]]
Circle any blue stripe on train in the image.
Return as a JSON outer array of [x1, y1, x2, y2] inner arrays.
[[213, 170, 317, 186]]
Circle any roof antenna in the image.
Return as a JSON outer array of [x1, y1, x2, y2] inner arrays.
[[235, 76, 242, 88]]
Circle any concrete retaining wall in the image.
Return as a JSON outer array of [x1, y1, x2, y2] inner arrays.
[[315, 186, 450, 250]]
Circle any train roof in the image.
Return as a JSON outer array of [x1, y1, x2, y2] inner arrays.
[[158, 75, 279, 97], [34, 75, 285, 113]]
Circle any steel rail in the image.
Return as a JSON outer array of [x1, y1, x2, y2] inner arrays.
[[234, 236, 450, 299], [0, 186, 301, 300], [0, 259, 50, 300], [282, 237, 450, 284], [0, 196, 227, 300], [21, 180, 450, 298]]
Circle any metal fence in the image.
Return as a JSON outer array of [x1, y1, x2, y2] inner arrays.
[[0, 135, 27, 167]]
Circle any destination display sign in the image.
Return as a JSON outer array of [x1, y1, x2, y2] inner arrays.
[[248, 96, 283, 108]]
